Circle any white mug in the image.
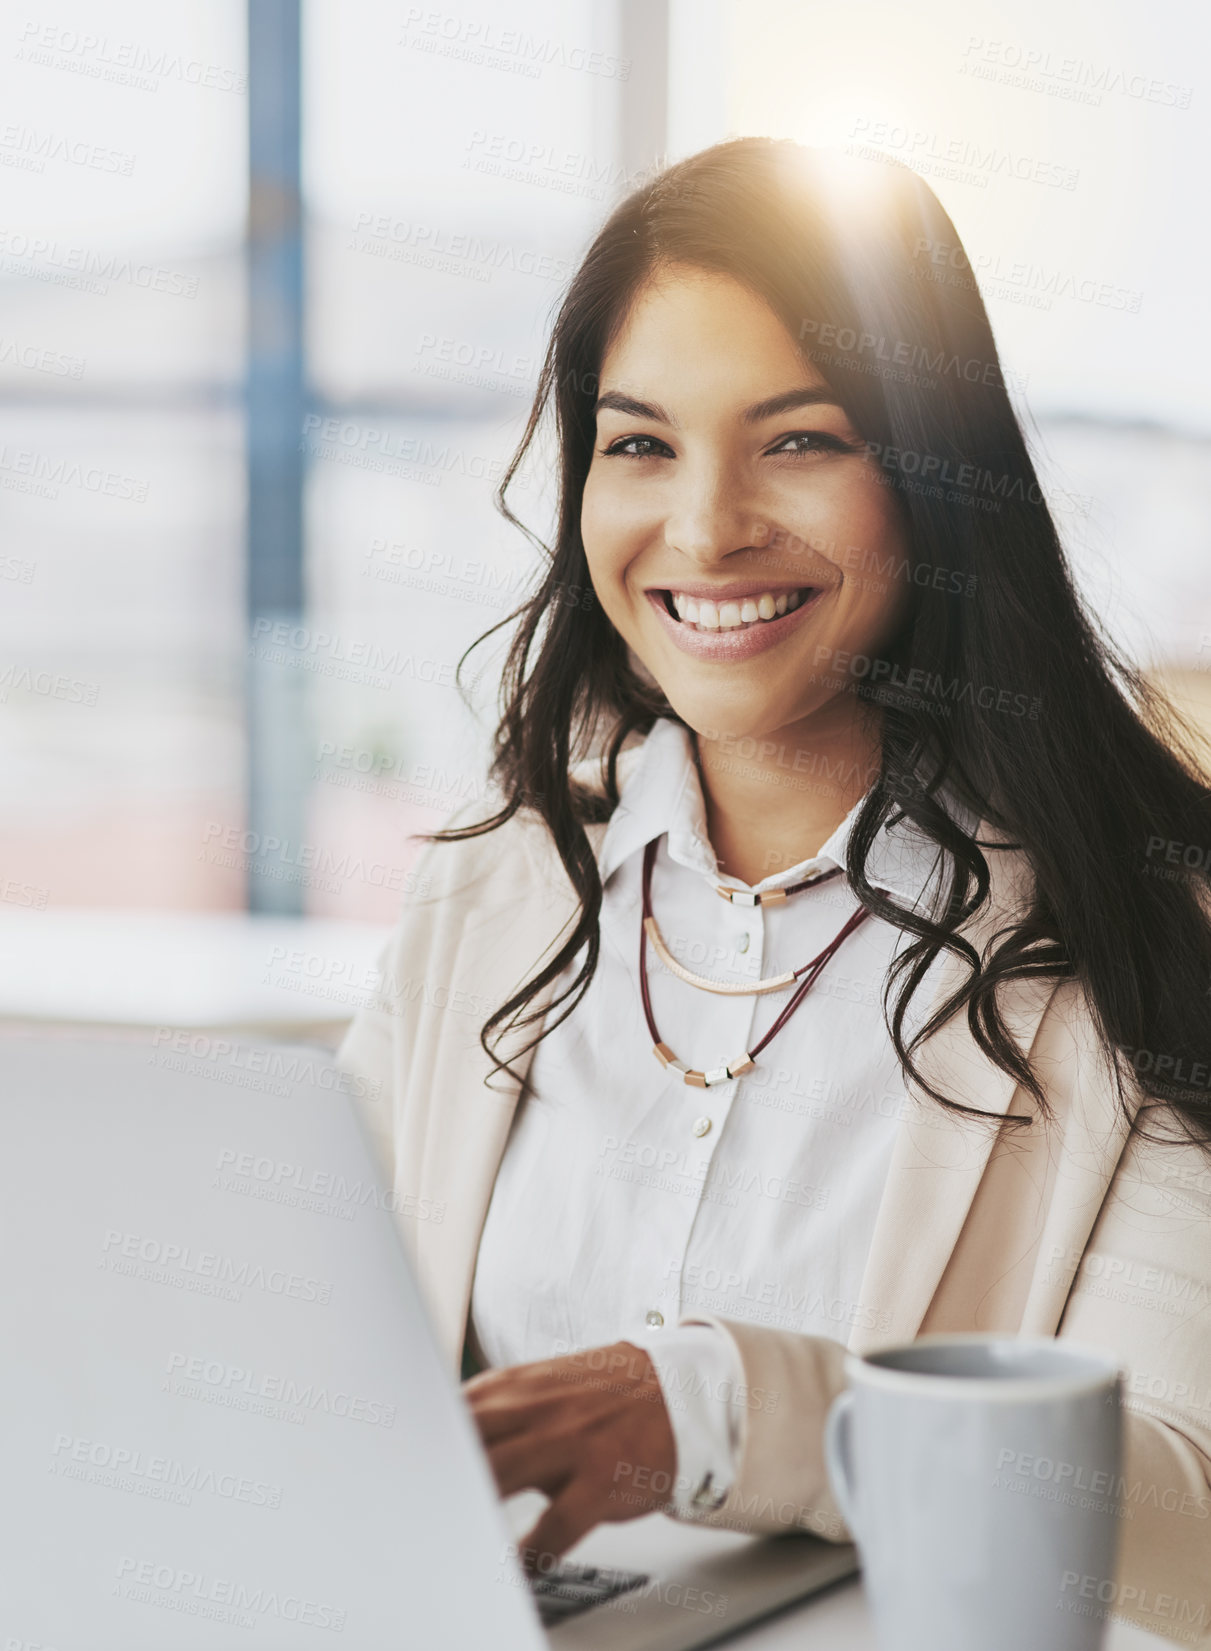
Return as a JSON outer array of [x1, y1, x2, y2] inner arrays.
[[825, 1333, 1123, 1651]]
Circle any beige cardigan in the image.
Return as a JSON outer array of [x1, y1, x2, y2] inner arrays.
[[338, 747, 1211, 1645]]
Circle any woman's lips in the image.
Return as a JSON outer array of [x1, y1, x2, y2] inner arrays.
[[643, 586, 825, 660]]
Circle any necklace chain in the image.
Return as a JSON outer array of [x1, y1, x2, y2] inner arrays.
[[639, 838, 872, 1086], [646, 861, 844, 995]]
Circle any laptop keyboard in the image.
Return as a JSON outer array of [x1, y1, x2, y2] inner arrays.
[[528, 1560, 650, 1626]]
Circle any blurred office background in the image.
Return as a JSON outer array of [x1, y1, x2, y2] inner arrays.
[[0, 0, 1208, 1031]]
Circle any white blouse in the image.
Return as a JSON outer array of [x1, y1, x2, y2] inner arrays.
[[469, 718, 957, 1516]]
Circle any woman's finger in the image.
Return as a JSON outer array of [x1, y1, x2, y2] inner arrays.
[[466, 1363, 626, 1443], [483, 1416, 586, 1499], [519, 1483, 604, 1569], [467, 1384, 553, 1445]]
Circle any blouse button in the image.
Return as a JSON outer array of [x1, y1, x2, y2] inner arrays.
[[691, 1116, 712, 1138], [737, 932, 750, 954], [645, 1309, 665, 1328]]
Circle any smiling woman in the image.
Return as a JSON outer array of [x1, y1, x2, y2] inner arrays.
[[338, 138, 1211, 1627], [580, 267, 912, 879]]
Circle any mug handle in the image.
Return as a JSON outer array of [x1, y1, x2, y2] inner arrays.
[[824, 1390, 860, 1539]]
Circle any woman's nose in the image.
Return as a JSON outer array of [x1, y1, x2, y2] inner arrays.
[[662, 465, 761, 567]]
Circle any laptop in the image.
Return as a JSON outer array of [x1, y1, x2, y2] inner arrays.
[[0, 1027, 857, 1648]]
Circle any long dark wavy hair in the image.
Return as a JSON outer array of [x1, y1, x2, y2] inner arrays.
[[433, 136, 1211, 1150]]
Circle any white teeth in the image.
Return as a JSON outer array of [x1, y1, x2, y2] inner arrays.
[[664, 588, 813, 632]]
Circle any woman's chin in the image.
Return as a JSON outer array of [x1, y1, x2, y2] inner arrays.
[[659, 693, 816, 748]]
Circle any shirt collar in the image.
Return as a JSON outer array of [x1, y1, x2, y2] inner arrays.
[[598, 717, 962, 912]]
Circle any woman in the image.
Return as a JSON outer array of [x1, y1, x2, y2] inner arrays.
[[339, 138, 1211, 1629]]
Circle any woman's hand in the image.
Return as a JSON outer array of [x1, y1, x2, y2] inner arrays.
[[464, 1340, 677, 1567]]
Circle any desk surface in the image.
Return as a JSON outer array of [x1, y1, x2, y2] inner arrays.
[[558, 1501, 1177, 1650], [734, 1575, 1174, 1648]]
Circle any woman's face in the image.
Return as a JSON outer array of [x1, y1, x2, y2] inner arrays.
[[580, 265, 911, 743]]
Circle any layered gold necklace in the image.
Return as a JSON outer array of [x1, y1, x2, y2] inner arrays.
[[639, 838, 872, 1087]]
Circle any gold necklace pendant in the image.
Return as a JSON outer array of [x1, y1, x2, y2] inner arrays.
[[713, 883, 788, 907], [643, 917, 798, 996], [652, 1040, 756, 1088], [711, 863, 839, 906]]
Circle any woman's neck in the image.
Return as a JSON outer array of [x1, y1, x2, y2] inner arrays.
[[693, 699, 881, 886]]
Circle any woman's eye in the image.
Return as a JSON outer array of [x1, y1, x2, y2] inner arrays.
[[600, 435, 672, 459], [768, 430, 851, 456], [598, 430, 856, 460]]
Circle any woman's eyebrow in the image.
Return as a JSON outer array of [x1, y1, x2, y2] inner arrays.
[[741, 386, 844, 423], [592, 385, 844, 426], [593, 390, 673, 422]]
